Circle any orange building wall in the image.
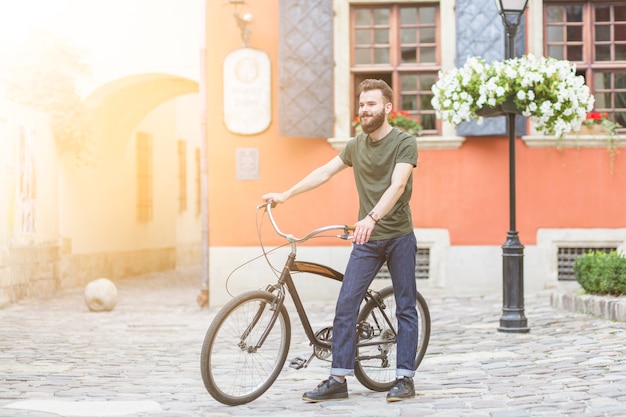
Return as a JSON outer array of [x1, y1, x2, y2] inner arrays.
[[414, 138, 626, 246], [205, 1, 358, 247], [205, 1, 626, 249]]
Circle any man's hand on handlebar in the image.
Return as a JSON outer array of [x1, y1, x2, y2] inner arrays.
[[262, 192, 286, 206], [353, 216, 376, 245]]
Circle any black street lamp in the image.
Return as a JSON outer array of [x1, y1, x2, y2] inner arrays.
[[495, 0, 530, 333]]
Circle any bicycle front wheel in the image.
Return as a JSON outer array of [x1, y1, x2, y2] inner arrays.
[[200, 290, 291, 405], [354, 286, 430, 392]]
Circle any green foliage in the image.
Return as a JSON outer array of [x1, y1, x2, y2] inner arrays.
[[1, 29, 92, 163], [387, 110, 422, 136], [573, 251, 626, 296]]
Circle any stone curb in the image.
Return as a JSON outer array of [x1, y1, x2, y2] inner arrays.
[[551, 292, 626, 322]]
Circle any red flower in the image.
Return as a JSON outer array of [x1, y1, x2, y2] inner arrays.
[[585, 112, 604, 121]]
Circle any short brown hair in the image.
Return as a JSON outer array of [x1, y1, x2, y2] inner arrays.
[[358, 79, 393, 103]]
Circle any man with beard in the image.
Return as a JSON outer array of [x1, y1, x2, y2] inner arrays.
[[262, 79, 419, 403]]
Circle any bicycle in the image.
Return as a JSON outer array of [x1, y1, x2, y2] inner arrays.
[[200, 201, 431, 405]]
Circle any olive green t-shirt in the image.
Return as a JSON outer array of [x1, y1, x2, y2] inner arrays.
[[339, 128, 418, 240]]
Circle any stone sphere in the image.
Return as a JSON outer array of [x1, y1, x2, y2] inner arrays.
[[84, 278, 118, 312]]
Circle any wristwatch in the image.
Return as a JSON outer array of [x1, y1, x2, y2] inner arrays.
[[368, 211, 381, 223]]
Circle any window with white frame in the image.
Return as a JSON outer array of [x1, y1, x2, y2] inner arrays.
[[544, 1, 626, 129], [351, 3, 440, 135]]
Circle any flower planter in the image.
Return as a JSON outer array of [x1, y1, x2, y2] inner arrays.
[[576, 124, 607, 136], [475, 98, 523, 118], [432, 55, 594, 136]]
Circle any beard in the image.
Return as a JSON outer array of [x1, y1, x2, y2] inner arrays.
[[359, 108, 386, 134]]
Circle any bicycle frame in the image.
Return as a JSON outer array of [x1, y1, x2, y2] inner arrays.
[[282, 260, 398, 354], [259, 201, 398, 355]]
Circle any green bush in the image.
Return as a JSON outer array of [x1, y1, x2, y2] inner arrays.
[[573, 251, 626, 295]]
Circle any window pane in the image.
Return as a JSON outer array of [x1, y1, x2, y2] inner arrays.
[[596, 93, 610, 108], [617, 44, 626, 61], [402, 95, 417, 110], [595, 6, 611, 22], [616, 5, 626, 22], [420, 47, 436, 63], [547, 6, 563, 23], [355, 49, 371, 65], [594, 72, 610, 89], [616, 72, 626, 89], [374, 48, 389, 64], [548, 45, 563, 59], [374, 28, 388, 44], [568, 45, 583, 61], [566, 6, 582, 22], [401, 28, 416, 44], [595, 25, 611, 42], [567, 26, 582, 42], [419, 7, 436, 23], [400, 7, 417, 24], [422, 114, 436, 130], [355, 29, 370, 44], [401, 74, 417, 91], [420, 27, 435, 43], [373, 8, 389, 25], [420, 94, 434, 111], [401, 47, 416, 64], [355, 9, 370, 25], [596, 45, 611, 61], [616, 24, 626, 42], [548, 26, 563, 42], [422, 73, 436, 87]]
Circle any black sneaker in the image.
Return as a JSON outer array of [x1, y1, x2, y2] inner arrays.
[[386, 377, 415, 402], [302, 377, 348, 402]]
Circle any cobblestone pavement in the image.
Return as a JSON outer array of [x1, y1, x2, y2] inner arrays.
[[1, 266, 626, 417]]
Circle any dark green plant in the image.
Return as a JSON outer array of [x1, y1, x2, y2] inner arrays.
[[573, 251, 626, 296]]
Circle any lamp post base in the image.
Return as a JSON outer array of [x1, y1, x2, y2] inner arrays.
[[498, 231, 530, 333], [498, 309, 529, 333]]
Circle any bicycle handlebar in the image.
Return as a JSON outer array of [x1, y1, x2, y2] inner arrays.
[[258, 200, 354, 244]]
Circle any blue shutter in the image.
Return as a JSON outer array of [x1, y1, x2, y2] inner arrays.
[[455, 0, 527, 137], [279, 0, 334, 138]]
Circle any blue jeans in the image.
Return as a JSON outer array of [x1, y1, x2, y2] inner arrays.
[[330, 232, 419, 378]]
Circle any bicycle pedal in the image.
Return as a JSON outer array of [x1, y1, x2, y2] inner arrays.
[[289, 357, 307, 369]]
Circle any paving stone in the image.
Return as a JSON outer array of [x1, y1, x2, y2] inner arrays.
[[1, 266, 626, 416]]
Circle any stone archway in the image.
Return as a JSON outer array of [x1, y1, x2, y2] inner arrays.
[[85, 73, 198, 156], [58, 73, 200, 286]]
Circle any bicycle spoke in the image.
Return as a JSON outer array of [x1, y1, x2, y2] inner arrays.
[[200, 291, 291, 405]]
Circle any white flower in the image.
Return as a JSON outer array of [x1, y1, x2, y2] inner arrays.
[[431, 54, 595, 136]]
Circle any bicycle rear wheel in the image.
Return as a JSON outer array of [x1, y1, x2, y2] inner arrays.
[[200, 290, 291, 405], [353, 286, 430, 392]]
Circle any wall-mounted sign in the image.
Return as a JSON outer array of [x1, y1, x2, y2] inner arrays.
[[236, 148, 259, 180], [223, 48, 271, 135]]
